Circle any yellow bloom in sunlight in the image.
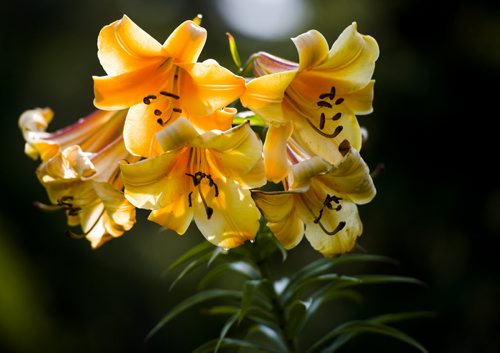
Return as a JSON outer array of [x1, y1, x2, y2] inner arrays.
[[93, 15, 246, 158], [19, 108, 126, 162], [120, 109, 266, 249], [36, 137, 136, 249], [241, 23, 379, 182], [252, 139, 375, 257]]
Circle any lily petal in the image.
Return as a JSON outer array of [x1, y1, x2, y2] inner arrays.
[[304, 200, 362, 257], [148, 195, 194, 235], [163, 20, 207, 64], [97, 15, 164, 76], [289, 156, 330, 192], [263, 122, 293, 183], [252, 191, 304, 249], [240, 70, 297, 124], [178, 59, 245, 117], [292, 29, 330, 72], [194, 178, 260, 248]]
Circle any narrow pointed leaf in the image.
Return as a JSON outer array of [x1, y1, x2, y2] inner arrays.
[[226, 32, 242, 69], [215, 313, 239, 353], [167, 241, 214, 272], [146, 289, 242, 341], [249, 324, 289, 353], [193, 338, 277, 353], [240, 279, 264, 322], [169, 253, 212, 290], [199, 261, 261, 288]]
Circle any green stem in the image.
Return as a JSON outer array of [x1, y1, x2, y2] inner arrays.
[[257, 259, 298, 353]]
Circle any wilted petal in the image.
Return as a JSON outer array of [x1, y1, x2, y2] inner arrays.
[[194, 179, 260, 249], [179, 59, 245, 117], [163, 20, 207, 63], [97, 15, 164, 76]]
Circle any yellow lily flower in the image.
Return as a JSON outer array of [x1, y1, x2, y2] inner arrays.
[[120, 110, 266, 249], [93, 15, 246, 158], [240, 23, 379, 182], [252, 139, 376, 257], [36, 137, 136, 249], [19, 108, 126, 162]]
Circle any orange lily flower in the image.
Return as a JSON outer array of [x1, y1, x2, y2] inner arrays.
[[93, 15, 246, 157]]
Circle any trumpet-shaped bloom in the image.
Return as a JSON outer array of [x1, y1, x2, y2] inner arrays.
[[252, 139, 375, 257], [19, 108, 126, 161], [120, 112, 266, 248], [36, 137, 136, 248], [93, 15, 246, 157], [241, 23, 379, 182]]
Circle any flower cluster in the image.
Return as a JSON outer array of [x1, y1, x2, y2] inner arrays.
[[20, 15, 378, 256]]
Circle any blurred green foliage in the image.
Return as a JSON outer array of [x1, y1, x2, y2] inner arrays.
[[1, 0, 499, 352]]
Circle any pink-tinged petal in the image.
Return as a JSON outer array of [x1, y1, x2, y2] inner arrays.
[[304, 200, 362, 257], [292, 30, 330, 72], [263, 122, 293, 183], [91, 137, 130, 183], [123, 103, 166, 158], [120, 148, 189, 210], [316, 22, 379, 91], [93, 59, 172, 110], [240, 70, 297, 124], [253, 51, 298, 77], [252, 191, 304, 249], [179, 60, 245, 117], [97, 15, 164, 76], [163, 20, 207, 64], [148, 196, 194, 235], [194, 179, 260, 249]]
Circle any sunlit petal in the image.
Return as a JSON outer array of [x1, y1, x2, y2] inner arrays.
[[97, 15, 164, 76], [240, 70, 297, 124], [289, 156, 330, 192], [263, 122, 293, 183], [156, 117, 199, 152], [292, 29, 329, 72], [148, 195, 194, 235], [179, 59, 245, 117], [194, 179, 260, 248], [163, 20, 207, 63]]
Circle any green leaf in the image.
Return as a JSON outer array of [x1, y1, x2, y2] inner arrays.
[[233, 111, 267, 127], [336, 275, 425, 288], [249, 324, 289, 353], [193, 338, 276, 353], [169, 252, 211, 290], [308, 321, 428, 353], [263, 230, 288, 262], [285, 300, 310, 338], [370, 311, 436, 325], [146, 289, 242, 341], [283, 254, 395, 303], [203, 305, 240, 316], [240, 279, 264, 322], [226, 32, 242, 70], [307, 289, 363, 322], [199, 261, 261, 289], [215, 314, 239, 353], [207, 247, 226, 268], [167, 241, 214, 272]]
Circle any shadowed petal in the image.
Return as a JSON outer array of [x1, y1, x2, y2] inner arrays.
[[263, 122, 293, 183]]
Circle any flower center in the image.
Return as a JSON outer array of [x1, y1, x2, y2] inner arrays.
[[185, 171, 220, 220], [311, 193, 346, 236]]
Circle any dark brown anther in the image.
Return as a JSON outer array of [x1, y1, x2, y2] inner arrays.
[[154, 109, 162, 116], [331, 125, 343, 138], [67, 207, 82, 216], [328, 221, 346, 236], [174, 74, 179, 79], [319, 113, 326, 130], [173, 108, 182, 113], [338, 139, 351, 156], [188, 191, 193, 207], [186, 172, 205, 186], [335, 205, 342, 211], [317, 101, 333, 108], [143, 95, 157, 105], [206, 207, 214, 219], [319, 86, 336, 100], [335, 98, 344, 105], [332, 112, 342, 121], [160, 91, 180, 100], [156, 118, 164, 126]]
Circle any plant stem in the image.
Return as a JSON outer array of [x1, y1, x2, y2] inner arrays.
[[257, 259, 298, 353]]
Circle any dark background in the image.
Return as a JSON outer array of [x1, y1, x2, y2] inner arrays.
[[1, 0, 499, 352]]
